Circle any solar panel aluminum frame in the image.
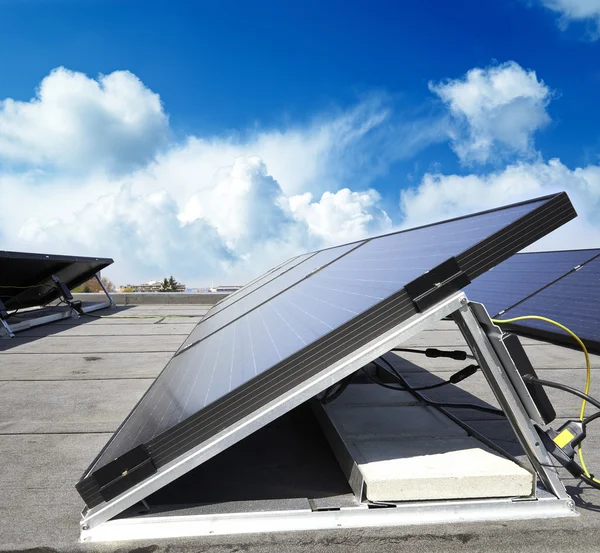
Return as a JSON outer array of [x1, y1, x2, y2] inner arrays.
[[82, 491, 576, 543], [79, 192, 576, 531], [80, 293, 576, 542], [80, 291, 468, 531]]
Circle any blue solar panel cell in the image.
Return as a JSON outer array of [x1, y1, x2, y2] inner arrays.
[[501, 254, 600, 350], [204, 251, 314, 318], [464, 249, 600, 317], [181, 242, 365, 348]]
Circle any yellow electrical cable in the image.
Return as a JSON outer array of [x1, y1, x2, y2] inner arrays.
[[492, 315, 599, 483]]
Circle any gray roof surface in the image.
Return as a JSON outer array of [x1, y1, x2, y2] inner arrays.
[[1, 302, 600, 553]]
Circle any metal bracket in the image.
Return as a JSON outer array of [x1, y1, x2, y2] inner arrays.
[[95, 274, 116, 308], [0, 299, 15, 338], [452, 301, 569, 500]]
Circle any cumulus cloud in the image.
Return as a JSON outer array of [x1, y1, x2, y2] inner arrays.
[[16, 157, 392, 284], [400, 158, 600, 249], [18, 186, 235, 284], [540, 0, 600, 37], [0, 67, 438, 285], [3, 64, 598, 287], [0, 67, 169, 173], [289, 188, 392, 244], [430, 61, 552, 164]]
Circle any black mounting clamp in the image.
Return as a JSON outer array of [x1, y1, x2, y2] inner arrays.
[[405, 257, 471, 312], [51, 275, 83, 316], [0, 299, 8, 320], [0, 299, 14, 338]]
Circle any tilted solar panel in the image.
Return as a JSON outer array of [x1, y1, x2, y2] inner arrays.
[[500, 253, 600, 351], [464, 249, 600, 317], [76, 192, 576, 517], [0, 251, 113, 310]]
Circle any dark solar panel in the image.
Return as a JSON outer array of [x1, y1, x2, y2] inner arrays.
[[77, 192, 576, 511], [0, 251, 113, 310], [463, 249, 600, 317], [500, 253, 600, 351]]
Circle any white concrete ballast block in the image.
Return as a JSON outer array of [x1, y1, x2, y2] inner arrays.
[[320, 384, 534, 502]]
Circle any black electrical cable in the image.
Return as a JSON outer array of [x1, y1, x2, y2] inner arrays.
[[521, 374, 600, 490], [392, 347, 468, 361], [583, 410, 600, 428], [362, 368, 472, 392], [522, 375, 600, 412], [373, 357, 505, 416], [321, 373, 355, 404]]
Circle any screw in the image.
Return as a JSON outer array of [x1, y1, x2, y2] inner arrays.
[[460, 298, 467, 305], [567, 500, 575, 509], [82, 524, 89, 531]]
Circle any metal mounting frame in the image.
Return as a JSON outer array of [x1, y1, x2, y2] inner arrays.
[[0, 272, 115, 338], [80, 293, 576, 542]]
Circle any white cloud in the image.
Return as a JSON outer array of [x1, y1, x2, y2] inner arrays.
[[400, 158, 600, 249], [540, 0, 600, 37], [430, 62, 552, 164], [3, 65, 598, 287], [0, 67, 438, 286], [289, 188, 392, 244], [0, 67, 169, 173], [18, 186, 235, 284], [16, 157, 392, 285]]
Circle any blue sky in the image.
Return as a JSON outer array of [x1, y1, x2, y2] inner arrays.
[[0, 0, 599, 285]]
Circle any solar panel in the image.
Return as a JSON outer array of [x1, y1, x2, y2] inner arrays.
[[500, 253, 600, 351], [0, 251, 113, 310], [464, 249, 600, 317], [76, 192, 576, 516]]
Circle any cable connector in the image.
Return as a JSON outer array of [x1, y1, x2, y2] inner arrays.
[[449, 364, 478, 384], [425, 348, 467, 361], [547, 420, 586, 460], [538, 422, 587, 479]]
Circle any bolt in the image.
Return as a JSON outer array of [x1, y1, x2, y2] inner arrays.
[[567, 500, 575, 509], [82, 524, 89, 531], [460, 298, 467, 305]]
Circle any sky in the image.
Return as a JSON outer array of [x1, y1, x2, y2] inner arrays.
[[1, 0, 599, 286]]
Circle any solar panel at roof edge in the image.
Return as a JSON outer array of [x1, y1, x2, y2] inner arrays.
[[0, 251, 113, 310], [500, 253, 600, 351], [77, 192, 576, 510], [463, 249, 600, 318]]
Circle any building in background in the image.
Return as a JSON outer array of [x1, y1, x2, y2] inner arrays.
[[209, 285, 242, 293], [119, 280, 186, 293]]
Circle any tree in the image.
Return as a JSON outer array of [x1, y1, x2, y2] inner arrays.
[[160, 276, 181, 292], [73, 276, 115, 293]]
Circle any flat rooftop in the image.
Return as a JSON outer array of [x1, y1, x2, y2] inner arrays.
[[2, 301, 600, 552]]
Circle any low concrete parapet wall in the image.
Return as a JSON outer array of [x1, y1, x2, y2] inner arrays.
[[72, 292, 228, 305]]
